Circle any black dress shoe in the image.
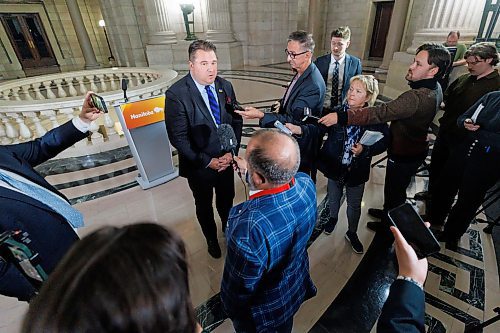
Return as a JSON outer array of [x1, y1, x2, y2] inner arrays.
[[445, 239, 458, 251], [368, 208, 384, 219], [367, 221, 383, 232], [207, 239, 222, 258], [414, 191, 431, 201]]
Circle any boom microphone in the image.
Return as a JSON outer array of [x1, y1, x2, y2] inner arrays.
[[217, 124, 242, 177], [217, 124, 238, 155]]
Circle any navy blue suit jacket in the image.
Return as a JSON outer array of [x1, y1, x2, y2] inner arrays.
[[165, 74, 243, 178], [314, 53, 362, 102], [0, 120, 87, 300], [378, 280, 425, 333], [259, 62, 325, 170]]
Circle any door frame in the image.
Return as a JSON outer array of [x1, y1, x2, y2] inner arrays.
[[0, 3, 64, 77], [1, 13, 59, 70]]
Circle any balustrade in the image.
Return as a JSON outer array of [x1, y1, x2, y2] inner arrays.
[[0, 67, 177, 154]]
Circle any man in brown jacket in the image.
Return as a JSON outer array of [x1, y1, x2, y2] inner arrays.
[[319, 43, 450, 231]]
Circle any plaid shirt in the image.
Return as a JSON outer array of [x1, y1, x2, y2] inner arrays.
[[221, 173, 317, 331]]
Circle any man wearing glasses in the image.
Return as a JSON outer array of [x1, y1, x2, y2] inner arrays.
[[315, 26, 362, 113], [236, 30, 325, 176], [428, 42, 500, 244]]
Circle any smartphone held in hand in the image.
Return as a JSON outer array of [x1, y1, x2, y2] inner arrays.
[[90, 93, 109, 113], [388, 203, 441, 259]]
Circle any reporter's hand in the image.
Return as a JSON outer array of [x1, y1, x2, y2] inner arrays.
[[464, 121, 480, 132], [390, 225, 429, 286], [233, 156, 247, 174], [351, 143, 364, 156], [79, 91, 103, 124], [271, 100, 280, 113], [318, 112, 338, 127], [235, 107, 264, 120], [285, 123, 302, 135]]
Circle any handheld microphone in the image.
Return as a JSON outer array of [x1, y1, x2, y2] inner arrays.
[[274, 120, 293, 136], [217, 124, 241, 176], [302, 106, 320, 122], [122, 78, 129, 102]]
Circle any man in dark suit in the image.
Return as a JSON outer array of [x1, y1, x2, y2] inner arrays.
[[0, 92, 102, 301], [237, 30, 325, 176], [315, 26, 362, 113], [165, 40, 243, 259]]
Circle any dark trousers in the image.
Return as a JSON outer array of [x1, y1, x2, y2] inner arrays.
[[434, 138, 500, 240], [429, 133, 464, 198], [232, 316, 293, 333], [187, 167, 234, 242], [383, 156, 426, 213]]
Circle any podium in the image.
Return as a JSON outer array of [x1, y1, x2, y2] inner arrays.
[[115, 96, 178, 189]]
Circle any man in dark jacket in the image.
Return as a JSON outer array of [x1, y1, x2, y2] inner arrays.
[[319, 43, 450, 231], [314, 26, 362, 112], [236, 30, 326, 176], [1, 92, 102, 301], [165, 40, 243, 258], [429, 43, 499, 239]]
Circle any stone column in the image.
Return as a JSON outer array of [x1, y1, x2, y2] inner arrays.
[[307, 0, 328, 56], [66, 0, 100, 69], [205, 0, 235, 42], [379, 0, 411, 71], [407, 0, 484, 53], [144, 0, 177, 44]]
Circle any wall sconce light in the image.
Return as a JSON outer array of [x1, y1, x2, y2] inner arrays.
[[180, 4, 197, 41], [98, 19, 115, 63]]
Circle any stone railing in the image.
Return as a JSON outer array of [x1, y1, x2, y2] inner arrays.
[[0, 67, 177, 154]]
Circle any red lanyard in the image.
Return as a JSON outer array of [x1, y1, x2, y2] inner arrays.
[[249, 178, 295, 200]]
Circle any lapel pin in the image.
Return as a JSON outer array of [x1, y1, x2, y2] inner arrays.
[[218, 89, 223, 93]]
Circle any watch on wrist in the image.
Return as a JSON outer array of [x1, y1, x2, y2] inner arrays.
[[396, 275, 424, 290]]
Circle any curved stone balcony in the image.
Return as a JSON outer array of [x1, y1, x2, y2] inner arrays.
[[0, 67, 177, 156]]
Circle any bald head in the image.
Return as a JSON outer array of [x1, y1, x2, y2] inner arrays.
[[246, 129, 300, 186]]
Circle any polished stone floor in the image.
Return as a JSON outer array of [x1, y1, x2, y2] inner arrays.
[[0, 66, 498, 333]]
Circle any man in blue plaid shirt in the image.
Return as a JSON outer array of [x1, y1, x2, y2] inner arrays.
[[221, 129, 317, 333]]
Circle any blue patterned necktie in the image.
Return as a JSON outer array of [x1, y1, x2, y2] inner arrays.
[[331, 61, 340, 107], [0, 171, 84, 228], [205, 85, 221, 125]]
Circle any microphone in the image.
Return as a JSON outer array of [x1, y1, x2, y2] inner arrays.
[[217, 124, 238, 155], [302, 106, 320, 122], [122, 78, 129, 102], [217, 124, 240, 176]]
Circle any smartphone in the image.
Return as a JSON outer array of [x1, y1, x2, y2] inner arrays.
[[90, 93, 109, 113], [231, 101, 245, 111], [274, 120, 293, 136], [387, 203, 441, 259]]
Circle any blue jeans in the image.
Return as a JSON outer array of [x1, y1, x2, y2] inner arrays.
[[328, 179, 365, 233]]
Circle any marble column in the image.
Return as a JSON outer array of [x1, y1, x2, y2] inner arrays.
[[379, 0, 411, 70], [205, 0, 235, 42], [66, 0, 100, 69], [407, 0, 484, 53], [144, 0, 177, 44], [307, 0, 328, 56]]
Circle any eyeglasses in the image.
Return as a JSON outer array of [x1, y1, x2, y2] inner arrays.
[[466, 58, 485, 66], [285, 49, 309, 59]]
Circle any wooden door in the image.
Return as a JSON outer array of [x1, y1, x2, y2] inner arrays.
[[369, 1, 394, 59], [1, 13, 59, 76]]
